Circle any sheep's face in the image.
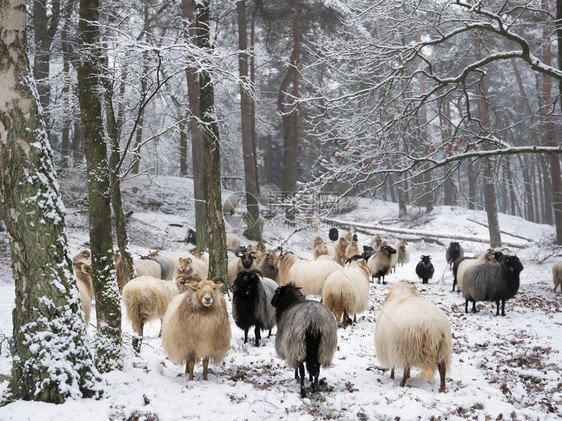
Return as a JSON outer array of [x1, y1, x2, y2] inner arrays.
[[179, 257, 192, 272], [73, 249, 91, 263], [265, 253, 279, 267], [193, 280, 222, 307], [382, 245, 396, 256], [503, 256, 524, 274], [450, 242, 460, 252], [315, 243, 329, 257], [313, 236, 324, 247], [241, 252, 256, 269], [420, 255, 432, 264], [232, 271, 260, 295]]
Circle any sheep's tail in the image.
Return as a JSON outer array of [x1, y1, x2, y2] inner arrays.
[[420, 366, 434, 381], [305, 328, 321, 379]]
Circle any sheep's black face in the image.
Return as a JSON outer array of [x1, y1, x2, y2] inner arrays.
[[383, 246, 396, 255], [503, 256, 524, 274], [421, 255, 432, 264]]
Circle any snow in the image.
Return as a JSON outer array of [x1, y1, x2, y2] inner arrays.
[[1, 174, 562, 420]]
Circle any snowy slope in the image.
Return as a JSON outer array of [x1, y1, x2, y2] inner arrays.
[[1, 174, 561, 421]]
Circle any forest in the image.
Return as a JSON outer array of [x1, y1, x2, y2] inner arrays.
[[0, 0, 562, 418]]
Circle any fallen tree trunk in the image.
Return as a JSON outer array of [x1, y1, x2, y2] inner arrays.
[[322, 218, 528, 249]]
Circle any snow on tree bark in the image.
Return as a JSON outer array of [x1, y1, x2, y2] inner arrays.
[[0, 0, 101, 402], [78, 0, 123, 371]]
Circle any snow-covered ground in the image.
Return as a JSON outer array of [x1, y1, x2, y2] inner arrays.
[[1, 174, 561, 420]]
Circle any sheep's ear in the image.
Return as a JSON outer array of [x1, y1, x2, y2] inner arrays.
[[186, 258, 192, 264], [83, 264, 92, 274]]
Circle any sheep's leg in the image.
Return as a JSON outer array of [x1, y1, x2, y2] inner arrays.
[[159, 318, 163, 337], [471, 300, 477, 313], [342, 310, 349, 329], [132, 321, 144, 353], [254, 325, 261, 347], [464, 300, 469, 313], [202, 358, 209, 381], [299, 363, 306, 398], [501, 299, 506, 316], [353, 314, 357, 324], [312, 367, 320, 393], [268, 329, 272, 338], [495, 300, 501, 316], [452, 279, 457, 292], [244, 328, 248, 344], [399, 367, 410, 387], [294, 367, 299, 380], [187, 359, 195, 381], [438, 362, 446, 393], [390, 367, 395, 379]]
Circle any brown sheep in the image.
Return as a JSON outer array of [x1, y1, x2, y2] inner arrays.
[[161, 278, 231, 380], [74, 262, 94, 326]]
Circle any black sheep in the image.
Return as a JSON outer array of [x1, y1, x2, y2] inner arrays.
[[462, 255, 523, 316], [328, 227, 339, 242], [445, 242, 464, 269], [231, 270, 277, 346], [416, 255, 434, 284]]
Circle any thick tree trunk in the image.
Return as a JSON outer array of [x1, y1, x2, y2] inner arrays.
[[78, 0, 122, 371], [279, 0, 301, 197], [195, 0, 228, 282], [238, 0, 261, 241], [250, 13, 265, 190], [182, 0, 208, 248], [0, 0, 101, 402], [179, 117, 189, 176]]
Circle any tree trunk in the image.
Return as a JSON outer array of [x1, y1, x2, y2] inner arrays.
[[179, 116, 189, 176], [195, 0, 228, 282], [250, 13, 265, 190], [182, 0, 208, 248], [543, 0, 562, 242], [78, 0, 122, 371], [237, 0, 261, 241], [33, 0, 60, 137], [0, 0, 101, 401], [279, 0, 301, 197], [475, 38, 501, 248]]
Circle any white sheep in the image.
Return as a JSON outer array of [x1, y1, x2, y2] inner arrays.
[[178, 256, 208, 280], [322, 259, 370, 327], [122, 275, 180, 352], [278, 252, 343, 296], [553, 260, 562, 292], [161, 278, 231, 380], [227, 233, 242, 253], [313, 239, 338, 261], [395, 240, 410, 266], [375, 281, 452, 393], [74, 261, 94, 326], [456, 251, 498, 291], [370, 234, 384, 250], [344, 241, 364, 259]]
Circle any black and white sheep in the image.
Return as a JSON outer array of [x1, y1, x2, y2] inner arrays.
[[415, 255, 434, 284], [271, 283, 337, 397], [445, 242, 464, 269], [231, 270, 277, 346], [375, 281, 452, 393], [228, 251, 257, 285], [367, 245, 396, 284], [462, 255, 523, 316]]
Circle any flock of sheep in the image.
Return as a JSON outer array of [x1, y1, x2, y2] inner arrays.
[[70, 222, 555, 398]]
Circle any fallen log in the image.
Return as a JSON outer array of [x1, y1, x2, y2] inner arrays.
[[322, 217, 528, 249]]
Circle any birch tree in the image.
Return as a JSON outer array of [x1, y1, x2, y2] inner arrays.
[[0, 0, 101, 402]]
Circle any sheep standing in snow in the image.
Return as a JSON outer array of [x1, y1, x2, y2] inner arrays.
[[178, 256, 208, 280], [278, 252, 343, 296], [322, 259, 370, 327], [395, 240, 410, 267], [231, 270, 277, 346], [462, 255, 524, 316], [367, 245, 396, 284], [345, 241, 364, 259], [74, 262, 94, 326], [161, 278, 231, 380], [445, 242, 464, 269], [375, 281, 452, 393], [223, 198, 237, 215], [415, 255, 434, 284], [553, 260, 562, 292], [370, 234, 384, 250], [271, 283, 337, 397], [122, 275, 181, 352]]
